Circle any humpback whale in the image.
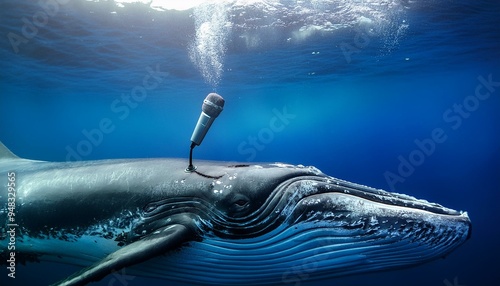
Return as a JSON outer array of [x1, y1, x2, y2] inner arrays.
[[0, 141, 471, 285]]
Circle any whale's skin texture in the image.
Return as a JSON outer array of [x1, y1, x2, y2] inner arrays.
[[0, 142, 471, 285]]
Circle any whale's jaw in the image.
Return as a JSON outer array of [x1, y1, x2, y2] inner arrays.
[[118, 176, 471, 285]]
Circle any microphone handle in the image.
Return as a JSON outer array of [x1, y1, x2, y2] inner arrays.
[[190, 112, 215, 146]]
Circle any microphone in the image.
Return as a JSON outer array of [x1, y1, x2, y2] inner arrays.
[[190, 93, 225, 147], [186, 93, 225, 172]]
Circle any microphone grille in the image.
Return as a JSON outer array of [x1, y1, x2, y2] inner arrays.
[[202, 93, 225, 117]]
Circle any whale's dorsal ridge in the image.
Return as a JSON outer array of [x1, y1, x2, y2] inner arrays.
[[0, 141, 19, 160]]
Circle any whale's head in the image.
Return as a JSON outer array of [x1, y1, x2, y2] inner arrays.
[[207, 163, 470, 236], [154, 162, 470, 283], [130, 161, 471, 284]]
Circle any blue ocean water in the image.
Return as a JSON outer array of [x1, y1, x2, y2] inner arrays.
[[0, 0, 499, 285]]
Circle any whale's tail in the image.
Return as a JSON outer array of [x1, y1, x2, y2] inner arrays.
[[0, 141, 20, 160]]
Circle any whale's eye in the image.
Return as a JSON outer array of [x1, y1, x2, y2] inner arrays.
[[234, 199, 248, 207], [221, 193, 251, 217], [228, 194, 250, 215]]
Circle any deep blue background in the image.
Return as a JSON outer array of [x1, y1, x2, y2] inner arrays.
[[1, 0, 499, 285]]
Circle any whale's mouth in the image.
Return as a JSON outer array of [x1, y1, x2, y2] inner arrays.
[[287, 176, 465, 215], [211, 173, 471, 243], [273, 175, 472, 242]]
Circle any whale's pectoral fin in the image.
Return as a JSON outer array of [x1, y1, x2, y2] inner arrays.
[[53, 224, 192, 286]]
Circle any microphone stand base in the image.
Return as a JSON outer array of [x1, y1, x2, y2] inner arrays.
[[185, 165, 197, 172]]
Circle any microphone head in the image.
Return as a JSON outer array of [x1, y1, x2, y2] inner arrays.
[[202, 93, 225, 118]]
